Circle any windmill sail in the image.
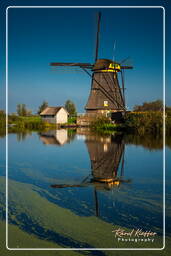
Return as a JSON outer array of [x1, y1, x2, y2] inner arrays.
[[95, 12, 101, 62], [50, 12, 133, 119]]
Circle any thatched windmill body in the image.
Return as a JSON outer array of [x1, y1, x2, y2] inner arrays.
[[50, 12, 133, 117]]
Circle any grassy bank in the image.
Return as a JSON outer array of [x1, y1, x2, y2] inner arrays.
[[0, 114, 77, 136], [1, 111, 171, 138], [91, 111, 171, 136], [8, 116, 47, 129], [0, 114, 58, 135]]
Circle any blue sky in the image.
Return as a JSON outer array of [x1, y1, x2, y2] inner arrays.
[[0, 0, 170, 113]]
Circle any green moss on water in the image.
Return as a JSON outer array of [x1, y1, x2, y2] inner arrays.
[[0, 221, 83, 255], [1, 219, 171, 256], [0, 176, 171, 255], [0, 177, 164, 249]]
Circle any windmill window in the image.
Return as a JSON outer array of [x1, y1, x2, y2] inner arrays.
[[104, 101, 108, 107]]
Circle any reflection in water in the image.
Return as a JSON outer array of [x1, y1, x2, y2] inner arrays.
[[39, 129, 76, 146], [124, 133, 164, 151], [50, 130, 131, 216], [50, 130, 130, 189], [40, 129, 68, 145], [85, 133, 127, 188], [16, 131, 32, 141], [1, 129, 166, 249]]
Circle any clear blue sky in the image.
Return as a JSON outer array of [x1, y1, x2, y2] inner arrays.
[[0, 0, 170, 113]]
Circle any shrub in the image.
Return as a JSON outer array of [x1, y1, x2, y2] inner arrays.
[[125, 111, 163, 135]]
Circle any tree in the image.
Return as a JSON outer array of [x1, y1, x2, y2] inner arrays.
[[26, 109, 32, 116], [65, 100, 77, 116], [133, 100, 163, 112], [0, 110, 5, 116], [38, 101, 48, 114], [0, 110, 5, 124], [166, 106, 171, 112], [17, 104, 27, 116]]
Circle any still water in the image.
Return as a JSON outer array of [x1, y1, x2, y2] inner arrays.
[[0, 129, 170, 250]]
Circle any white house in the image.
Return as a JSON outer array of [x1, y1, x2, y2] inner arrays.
[[40, 106, 68, 124]]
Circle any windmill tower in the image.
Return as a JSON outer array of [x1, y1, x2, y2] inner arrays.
[[50, 12, 133, 119]]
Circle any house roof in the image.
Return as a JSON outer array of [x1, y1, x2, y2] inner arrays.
[[40, 106, 68, 116]]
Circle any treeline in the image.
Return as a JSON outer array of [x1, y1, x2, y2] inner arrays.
[[0, 110, 5, 130], [17, 104, 32, 116], [125, 111, 164, 135], [1, 99, 171, 137], [133, 99, 168, 112], [91, 100, 171, 136], [0, 99, 77, 134], [14, 99, 77, 117], [131, 100, 171, 135]]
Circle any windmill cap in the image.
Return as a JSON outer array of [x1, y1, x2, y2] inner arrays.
[[93, 59, 120, 71]]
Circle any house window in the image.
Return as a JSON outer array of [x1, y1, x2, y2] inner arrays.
[[43, 115, 54, 118], [104, 101, 108, 107]]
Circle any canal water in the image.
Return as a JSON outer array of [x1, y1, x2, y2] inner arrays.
[[0, 129, 170, 250]]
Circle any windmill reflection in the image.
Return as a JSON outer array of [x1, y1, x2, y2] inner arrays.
[[50, 130, 131, 216], [85, 133, 126, 189]]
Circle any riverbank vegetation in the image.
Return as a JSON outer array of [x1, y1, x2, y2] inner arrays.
[[91, 100, 171, 137], [1, 99, 171, 138], [124, 111, 164, 135], [0, 99, 78, 133], [0, 111, 57, 137], [133, 99, 163, 112], [64, 99, 77, 116], [0, 110, 170, 136], [91, 112, 162, 132], [91, 110, 171, 139]]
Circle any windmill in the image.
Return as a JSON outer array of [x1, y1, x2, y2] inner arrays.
[[50, 12, 133, 118], [51, 133, 131, 217]]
